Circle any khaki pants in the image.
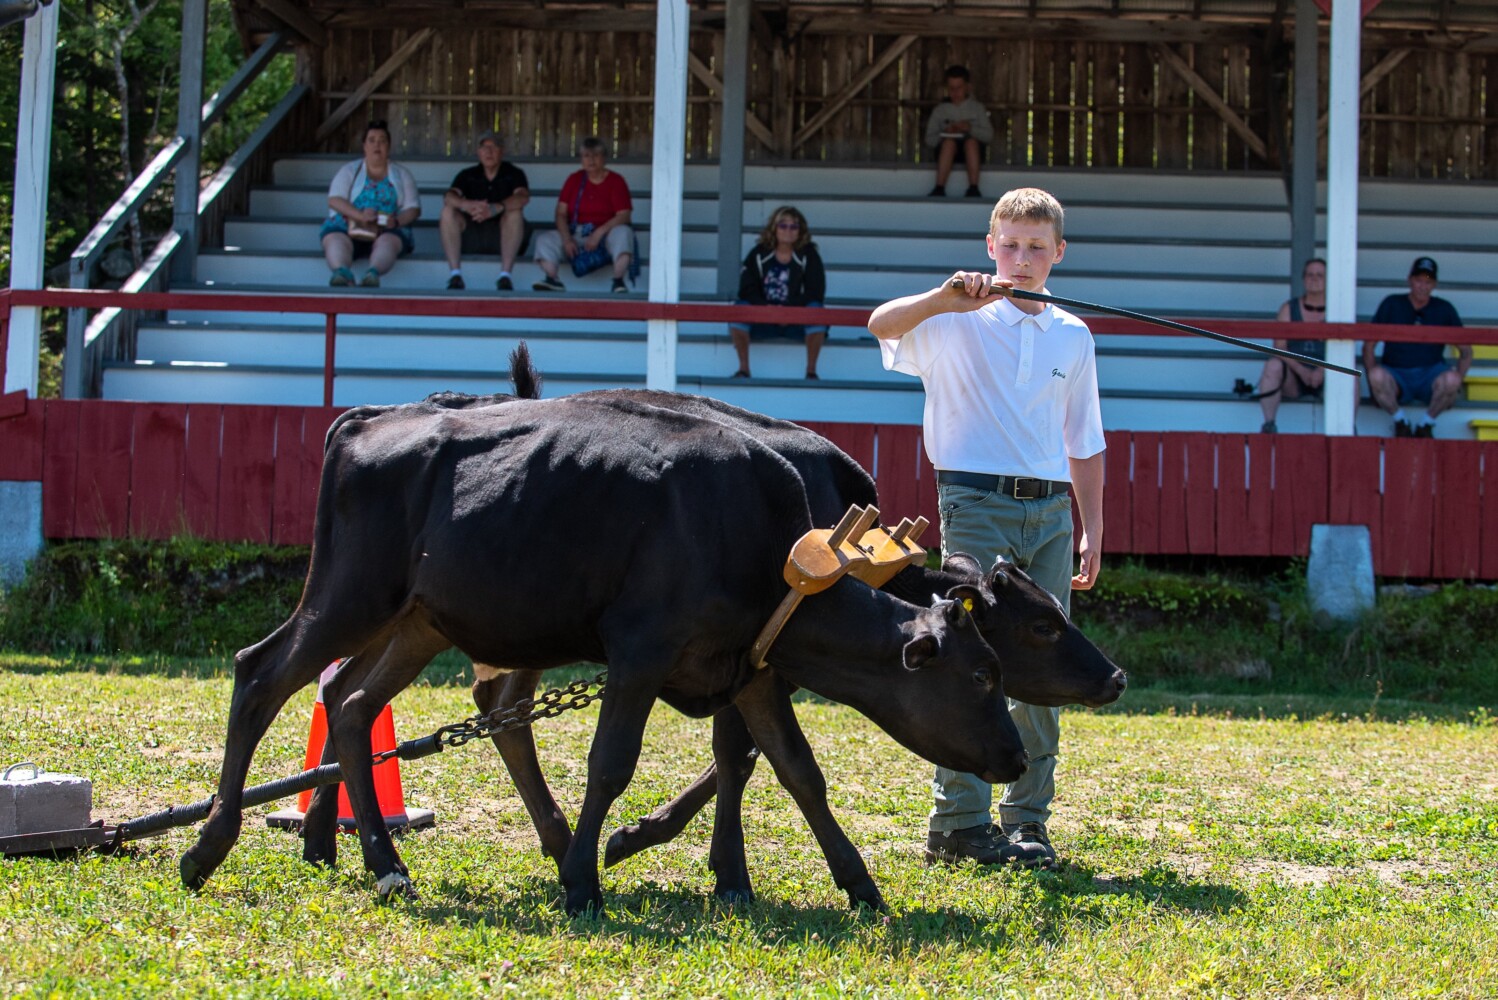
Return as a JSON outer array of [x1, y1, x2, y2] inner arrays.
[[929, 483, 1074, 832]]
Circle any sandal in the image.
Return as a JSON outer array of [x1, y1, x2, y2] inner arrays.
[[731, 370, 750, 379]]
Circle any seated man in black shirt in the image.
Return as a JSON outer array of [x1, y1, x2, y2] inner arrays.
[[1362, 256, 1472, 438], [441, 130, 531, 290]]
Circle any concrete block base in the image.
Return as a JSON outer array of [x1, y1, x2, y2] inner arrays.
[[1, 764, 94, 837], [1307, 524, 1376, 626], [0, 480, 43, 588]]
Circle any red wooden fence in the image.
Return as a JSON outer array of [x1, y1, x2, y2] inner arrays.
[[1, 399, 1494, 579]]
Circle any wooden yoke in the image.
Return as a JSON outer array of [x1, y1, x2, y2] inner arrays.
[[750, 505, 929, 669]]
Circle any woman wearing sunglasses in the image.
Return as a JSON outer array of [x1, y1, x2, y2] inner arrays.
[[730, 206, 828, 380]]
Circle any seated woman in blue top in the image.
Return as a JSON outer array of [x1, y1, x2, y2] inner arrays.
[[730, 206, 828, 380], [319, 120, 421, 288]]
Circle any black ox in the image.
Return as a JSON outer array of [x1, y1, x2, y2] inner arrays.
[[181, 387, 1033, 914], [292, 377, 1126, 905]]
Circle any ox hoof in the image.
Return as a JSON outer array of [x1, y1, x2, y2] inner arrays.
[[564, 888, 605, 918], [714, 887, 756, 906], [602, 827, 636, 869], [179, 850, 210, 891], [376, 872, 418, 902], [301, 835, 338, 869], [846, 883, 887, 914]]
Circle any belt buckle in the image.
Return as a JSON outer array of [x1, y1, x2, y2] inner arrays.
[[1012, 477, 1041, 500]]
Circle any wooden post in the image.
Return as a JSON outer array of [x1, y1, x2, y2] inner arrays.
[[1323, 0, 1361, 436], [171, 0, 209, 285], [5, 0, 58, 396], [646, 0, 689, 391], [1290, 0, 1320, 297], [715, 0, 750, 298]]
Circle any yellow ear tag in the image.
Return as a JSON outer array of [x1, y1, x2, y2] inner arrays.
[[961, 598, 974, 612]]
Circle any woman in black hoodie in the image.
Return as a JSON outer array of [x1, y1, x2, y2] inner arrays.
[[730, 206, 828, 379]]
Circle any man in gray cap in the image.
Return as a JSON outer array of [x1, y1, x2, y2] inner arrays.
[[440, 130, 531, 290], [1363, 256, 1471, 437]]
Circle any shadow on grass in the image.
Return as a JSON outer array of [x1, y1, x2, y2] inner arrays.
[[392, 858, 1245, 948]]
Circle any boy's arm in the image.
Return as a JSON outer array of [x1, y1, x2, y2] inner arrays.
[[1069, 451, 1104, 590], [868, 271, 1010, 340], [924, 104, 949, 147]]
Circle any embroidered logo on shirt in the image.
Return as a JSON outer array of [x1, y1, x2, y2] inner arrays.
[[1051, 368, 1068, 379]]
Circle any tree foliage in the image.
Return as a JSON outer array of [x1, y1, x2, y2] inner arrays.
[[1, 0, 293, 384]]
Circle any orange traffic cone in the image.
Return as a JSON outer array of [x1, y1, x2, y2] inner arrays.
[[267, 662, 435, 833]]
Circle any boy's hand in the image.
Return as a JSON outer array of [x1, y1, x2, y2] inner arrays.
[[942, 271, 1013, 312]]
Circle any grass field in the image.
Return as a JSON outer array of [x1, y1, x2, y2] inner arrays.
[[3, 654, 1496, 998]]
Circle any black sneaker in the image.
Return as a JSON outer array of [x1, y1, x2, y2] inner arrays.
[[1413, 422, 1434, 438], [965, 185, 983, 198], [496, 275, 514, 291], [611, 278, 629, 294], [1393, 419, 1414, 437], [928, 184, 946, 197], [1260, 420, 1277, 434], [1000, 822, 1058, 869], [532, 276, 566, 292], [446, 274, 465, 290]]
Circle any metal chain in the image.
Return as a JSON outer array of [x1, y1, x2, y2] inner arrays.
[[373, 670, 607, 763]]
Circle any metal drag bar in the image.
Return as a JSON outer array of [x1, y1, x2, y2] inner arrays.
[[946, 279, 1364, 379]]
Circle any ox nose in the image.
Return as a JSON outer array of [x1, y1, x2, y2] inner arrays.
[[1112, 670, 1128, 694]]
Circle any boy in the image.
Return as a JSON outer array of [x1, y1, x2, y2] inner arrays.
[[869, 188, 1106, 868], [924, 65, 995, 198]]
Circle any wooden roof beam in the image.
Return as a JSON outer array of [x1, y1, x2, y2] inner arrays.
[[314, 28, 435, 143], [257, 0, 327, 46], [1151, 42, 1269, 161], [1315, 47, 1409, 134], [686, 52, 780, 154], [792, 33, 917, 150]]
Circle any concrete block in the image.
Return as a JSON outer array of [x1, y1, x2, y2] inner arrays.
[[1307, 524, 1376, 626], [0, 763, 93, 836], [0, 480, 44, 588]]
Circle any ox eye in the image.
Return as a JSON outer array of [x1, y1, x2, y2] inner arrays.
[[1033, 622, 1057, 638], [972, 667, 992, 687]]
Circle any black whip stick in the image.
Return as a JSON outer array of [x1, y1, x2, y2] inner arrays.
[[946, 279, 1363, 379]]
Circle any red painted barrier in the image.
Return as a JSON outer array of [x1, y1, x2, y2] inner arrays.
[[1, 396, 1494, 579]]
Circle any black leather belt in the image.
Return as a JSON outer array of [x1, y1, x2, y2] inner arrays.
[[936, 470, 1070, 500]]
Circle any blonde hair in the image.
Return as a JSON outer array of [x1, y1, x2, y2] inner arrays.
[[989, 188, 1065, 242]]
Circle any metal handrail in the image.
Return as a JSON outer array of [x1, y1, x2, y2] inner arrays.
[[63, 35, 301, 399]]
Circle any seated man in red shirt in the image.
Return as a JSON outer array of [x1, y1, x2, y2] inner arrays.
[[532, 136, 634, 294]]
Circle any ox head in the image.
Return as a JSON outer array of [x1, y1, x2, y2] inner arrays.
[[945, 553, 1126, 708], [877, 594, 1029, 785]]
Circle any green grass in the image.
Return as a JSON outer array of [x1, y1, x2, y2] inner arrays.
[[3, 655, 1496, 997]]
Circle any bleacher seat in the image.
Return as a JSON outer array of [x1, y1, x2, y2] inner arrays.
[[104, 157, 1498, 436]]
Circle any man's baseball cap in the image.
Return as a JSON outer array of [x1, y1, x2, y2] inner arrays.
[[1409, 256, 1438, 279], [477, 130, 503, 148]]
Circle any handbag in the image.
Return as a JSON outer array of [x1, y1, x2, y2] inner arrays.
[[567, 177, 611, 277]]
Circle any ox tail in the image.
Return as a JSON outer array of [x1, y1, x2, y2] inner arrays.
[[509, 341, 543, 400]]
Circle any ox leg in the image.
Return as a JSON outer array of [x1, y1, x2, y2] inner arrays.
[[734, 671, 886, 912], [323, 618, 449, 900], [706, 707, 760, 902], [473, 668, 574, 869], [181, 612, 383, 890], [558, 671, 658, 916], [300, 717, 344, 869], [604, 758, 718, 869]]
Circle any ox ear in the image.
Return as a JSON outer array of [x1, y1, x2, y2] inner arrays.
[[902, 633, 940, 671], [942, 552, 984, 580], [988, 558, 1014, 591], [942, 588, 979, 628]]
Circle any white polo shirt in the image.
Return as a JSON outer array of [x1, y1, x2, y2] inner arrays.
[[879, 294, 1106, 482]]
